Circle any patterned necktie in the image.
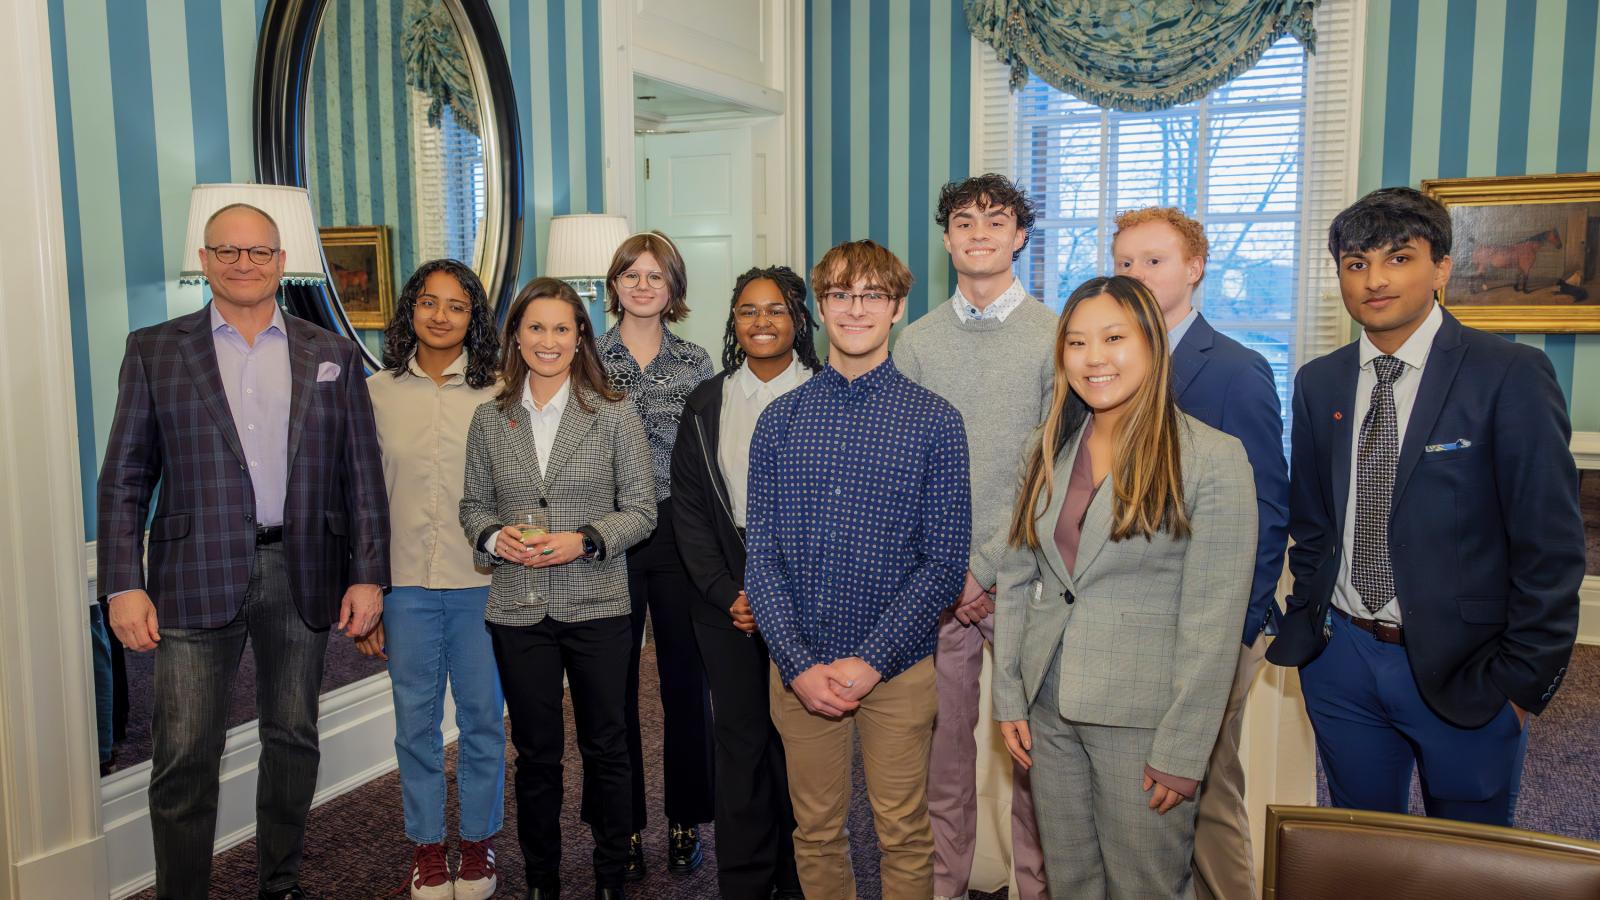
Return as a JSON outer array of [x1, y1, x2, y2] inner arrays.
[[1352, 355, 1404, 614]]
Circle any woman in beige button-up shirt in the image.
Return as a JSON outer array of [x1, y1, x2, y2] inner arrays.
[[359, 259, 505, 899]]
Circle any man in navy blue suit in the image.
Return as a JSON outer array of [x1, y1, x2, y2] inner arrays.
[[1113, 207, 1289, 900], [1267, 187, 1584, 827]]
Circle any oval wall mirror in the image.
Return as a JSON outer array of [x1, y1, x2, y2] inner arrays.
[[256, 0, 523, 365]]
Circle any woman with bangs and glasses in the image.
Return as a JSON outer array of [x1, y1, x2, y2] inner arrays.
[[459, 277, 656, 899], [991, 275, 1257, 899], [594, 231, 717, 879], [358, 259, 505, 900], [668, 266, 820, 900]]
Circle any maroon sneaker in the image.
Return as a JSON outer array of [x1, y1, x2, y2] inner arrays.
[[455, 837, 497, 900], [407, 842, 453, 899]]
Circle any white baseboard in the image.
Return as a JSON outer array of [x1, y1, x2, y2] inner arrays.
[[103, 671, 460, 899], [15, 833, 108, 899], [1580, 575, 1600, 647]]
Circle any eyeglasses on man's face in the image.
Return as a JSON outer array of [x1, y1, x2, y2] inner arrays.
[[619, 271, 666, 289], [734, 303, 792, 321], [821, 290, 895, 312], [206, 245, 280, 266]]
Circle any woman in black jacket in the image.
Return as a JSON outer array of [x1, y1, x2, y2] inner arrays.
[[669, 266, 822, 900]]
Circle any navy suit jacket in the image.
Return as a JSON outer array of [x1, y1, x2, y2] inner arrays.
[[1172, 313, 1289, 644], [97, 304, 390, 630], [1266, 309, 1583, 727]]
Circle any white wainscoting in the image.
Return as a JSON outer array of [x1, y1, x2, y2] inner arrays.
[[89, 544, 453, 899]]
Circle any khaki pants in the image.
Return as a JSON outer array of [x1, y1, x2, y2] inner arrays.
[[1192, 635, 1268, 900], [769, 656, 938, 900]]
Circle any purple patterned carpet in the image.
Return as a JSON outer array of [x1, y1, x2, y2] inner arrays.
[[132, 643, 1600, 899]]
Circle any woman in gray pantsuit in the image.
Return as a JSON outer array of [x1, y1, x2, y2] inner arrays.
[[991, 275, 1256, 899]]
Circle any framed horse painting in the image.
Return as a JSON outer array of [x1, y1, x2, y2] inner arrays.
[[1422, 173, 1600, 332], [319, 225, 396, 330]]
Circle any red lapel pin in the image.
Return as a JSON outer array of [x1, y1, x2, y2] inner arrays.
[[1333, 411, 1343, 421], [508, 420, 518, 428]]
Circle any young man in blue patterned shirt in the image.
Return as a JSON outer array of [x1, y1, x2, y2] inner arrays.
[[746, 239, 971, 900]]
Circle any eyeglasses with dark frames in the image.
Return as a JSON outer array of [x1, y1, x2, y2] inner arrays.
[[206, 245, 280, 265], [821, 290, 894, 312]]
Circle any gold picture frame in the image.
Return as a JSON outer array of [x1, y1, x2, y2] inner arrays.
[[1420, 172, 1600, 333], [319, 225, 395, 330]]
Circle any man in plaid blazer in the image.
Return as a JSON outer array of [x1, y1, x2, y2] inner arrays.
[[97, 203, 388, 900]]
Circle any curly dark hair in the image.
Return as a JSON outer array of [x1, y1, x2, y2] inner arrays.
[[935, 173, 1037, 261], [382, 259, 500, 389], [720, 266, 824, 374]]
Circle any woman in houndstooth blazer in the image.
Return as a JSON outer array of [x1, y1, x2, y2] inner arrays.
[[459, 277, 656, 899]]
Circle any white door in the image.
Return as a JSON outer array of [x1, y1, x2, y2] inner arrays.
[[637, 127, 754, 362]]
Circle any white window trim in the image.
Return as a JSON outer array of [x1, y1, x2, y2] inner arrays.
[[969, 0, 1366, 370]]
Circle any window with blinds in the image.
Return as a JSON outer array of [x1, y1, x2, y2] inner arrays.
[[411, 94, 487, 267], [1012, 37, 1308, 449]]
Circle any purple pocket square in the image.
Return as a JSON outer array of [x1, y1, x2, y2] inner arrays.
[[317, 361, 341, 382]]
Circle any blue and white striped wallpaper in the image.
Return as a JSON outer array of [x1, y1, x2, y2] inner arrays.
[[804, 0, 972, 321], [304, 0, 418, 290], [1359, 0, 1600, 431], [48, 0, 604, 538]]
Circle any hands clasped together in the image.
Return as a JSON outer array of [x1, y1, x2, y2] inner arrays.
[[790, 657, 883, 718], [493, 524, 587, 567]]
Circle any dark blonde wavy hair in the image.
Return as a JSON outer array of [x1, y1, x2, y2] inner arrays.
[[495, 277, 619, 414], [1008, 275, 1190, 549]]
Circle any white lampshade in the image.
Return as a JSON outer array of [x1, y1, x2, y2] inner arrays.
[[544, 214, 632, 279], [178, 183, 326, 286]]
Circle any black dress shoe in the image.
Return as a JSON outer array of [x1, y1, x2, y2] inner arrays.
[[667, 822, 704, 874], [259, 887, 306, 900], [623, 831, 645, 881], [527, 886, 560, 900]]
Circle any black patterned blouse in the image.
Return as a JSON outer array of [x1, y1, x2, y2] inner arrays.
[[596, 322, 715, 502]]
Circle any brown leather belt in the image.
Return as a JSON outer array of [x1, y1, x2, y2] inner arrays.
[[1333, 606, 1404, 645]]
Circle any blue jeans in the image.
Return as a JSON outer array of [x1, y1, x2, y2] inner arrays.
[[386, 585, 506, 843]]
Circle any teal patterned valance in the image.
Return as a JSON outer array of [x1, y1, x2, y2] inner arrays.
[[402, 0, 481, 136], [966, 0, 1319, 112]]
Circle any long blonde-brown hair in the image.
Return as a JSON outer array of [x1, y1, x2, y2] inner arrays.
[[495, 277, 619, 414], [1007, 275, 1190, 549]]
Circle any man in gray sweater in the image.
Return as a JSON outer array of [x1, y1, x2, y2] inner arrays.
[[894, 174, 1056, 900]]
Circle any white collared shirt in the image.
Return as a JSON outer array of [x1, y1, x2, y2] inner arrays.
[[1333, 302, 1445, 623], [718, 357, 811, 526], [520, 376, 572, 480], [951, 277, 1027, 324]]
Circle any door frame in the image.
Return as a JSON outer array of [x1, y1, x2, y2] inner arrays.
[[598, 0, 803, 270]]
